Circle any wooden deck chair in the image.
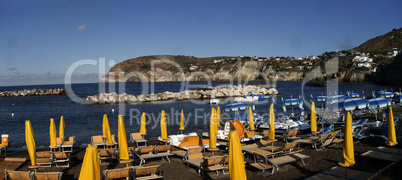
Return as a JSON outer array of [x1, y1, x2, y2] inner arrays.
[[103, 167, 132, 180], [134, 164, 163, 180], [52, 152, 70, 167], [321, 130, 343, 148], [267, 153, 310, 174], [99, 148, 116, 164], [91, 135, 106, 148], [184, 153, 205, 173], [284, 129, 301, 142], [35, 151, 52, 167], [249, 153, 274, 173], [373, 146, 402, 155], [106, 134, 118, 149], [172, 146, 203, 161], [60, 136, 75, 152], [200, 156, 229, 178], [33, 172, 63, 180], [134, 146, 155, 165], [361, 150, 402, 164], [4, 170, 31, 180], [298, 133, 331, 151], [130, 133, 148, 147]]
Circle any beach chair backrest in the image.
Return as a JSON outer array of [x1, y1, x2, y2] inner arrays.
[[65, 136, 74, 143], [53, 152, 69, 159], [99, 148, 115, 157], [135, 165, 159, 177], [92, 135, 105, 144], [105, 168, 131, 179], [287, 129, 298, 137], [131, 133, 142, 140], [5, 170, 31, 180], [188, 147, 203, 154], [56, 137, 63, 145], [36, 151, 51, 158], [202, 157, 216, 167], [283, 141, 298, 152], [188, 153, 204, 160], [331, 130, 341, 138], [139, 146, 154, 154], [319, 133, 331, 142], [156, 145, 172, 153], [34, 172, 62, 180]]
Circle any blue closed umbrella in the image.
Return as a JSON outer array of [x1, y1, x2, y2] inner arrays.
[[224, 103, 249, 111], [377, 90, 394, 98]]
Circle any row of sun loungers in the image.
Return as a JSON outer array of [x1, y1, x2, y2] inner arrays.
[[35, 151, 70, 167], [103, 164, 163, 180], [92, 133, 148, 149], [4, 170, 63, 180]]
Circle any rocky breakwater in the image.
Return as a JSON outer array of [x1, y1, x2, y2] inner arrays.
[[0, 88, 67, 97], [83, 85, 279, 104]]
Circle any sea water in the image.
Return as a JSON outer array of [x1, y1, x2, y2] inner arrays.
[[0, 81, 398, 149]]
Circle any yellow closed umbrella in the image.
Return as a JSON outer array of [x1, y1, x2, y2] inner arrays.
[[50, 118, 57, 149], [209, 108, 217, 149], [269, 104, 275, 140], [179, 110, 185, 131], [248, 106, 255, 131], [118, 115, 129, 160], [140, 112, 147, 136], [310, 101, 317, 133], [386, 107, 398, 146], [102, 114, 113, 144], [79, 144, 100, 180], [217, 106, 221, 128], [228, 130, 247, 180], [160, 110, 167, 140], [59, 116, 65, 139], [340, 111, 355, 167], [25, 120, 37, 167]]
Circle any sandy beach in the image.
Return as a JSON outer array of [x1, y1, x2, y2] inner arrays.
[[1, 107, 401, 180]]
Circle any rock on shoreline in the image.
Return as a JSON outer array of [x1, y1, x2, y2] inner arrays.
[[83, 85, 279, 104], [0, 88, 67, 97]]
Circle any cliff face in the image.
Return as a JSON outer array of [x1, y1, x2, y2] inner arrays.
[[100, 55, 369, 83], [357, 28, 402, 53]]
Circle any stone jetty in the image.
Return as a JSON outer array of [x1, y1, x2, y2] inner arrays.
[[0, 88, 67, 97], [83, 84, 279, 104]]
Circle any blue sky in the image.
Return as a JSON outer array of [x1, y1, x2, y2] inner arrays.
[[0, 0, 401, 86]]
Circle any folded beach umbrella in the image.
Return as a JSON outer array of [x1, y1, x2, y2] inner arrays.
[[228, 130, 247, 180], [209, 108, 217, 149], [217, 106, 221, 128], [50, 118, 57, 149], [310, 101, 317, 133], [269, 104, 275, 140], [248, 106, 255, 131], [118, 115, 129, 160], [160, 110, 167, 140], [59, 116, 65, 139], [386, 107, 398, 146], [340, 111, 355, 167], [140, 112, 147, 135], [179, 110, 184, 131], [25, 120, 37, 167], [79, 144, 100, 180], [102, 114, 113, 145]]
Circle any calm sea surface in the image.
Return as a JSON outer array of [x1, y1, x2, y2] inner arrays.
[[0, 81, 398, 149]]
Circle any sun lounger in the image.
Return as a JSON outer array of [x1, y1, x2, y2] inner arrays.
[[322, 166, 375, 180], [172, 146, 204, 161], [321, 130, 343, 148], [134, 145, 173, 165], [99, 148, 117, 164], [33, 172, 63, 180], [200, 155, 228, 178], [250, 152, 309, 174], [244, 141, 301, 158], [130, 133, 148, 147], [103, 167, 132, 180], [58, 136, 75, 152], [184, 153, 205, 173], [298, 133, 331, 151], [0, 158, 26, 180], [4, 170, 31, 180], [53, 152, 70, 167], [361, 150, 402, 163], [133, 164, 163, 180], [314, 124, 333, 136], [91, 135, 106, 148], [35, 151, 53, 167]]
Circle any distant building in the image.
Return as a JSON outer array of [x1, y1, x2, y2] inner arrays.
[[357, 62, 371, 68], [352, 55, 373, 63], [189, 66, 199, 70]]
